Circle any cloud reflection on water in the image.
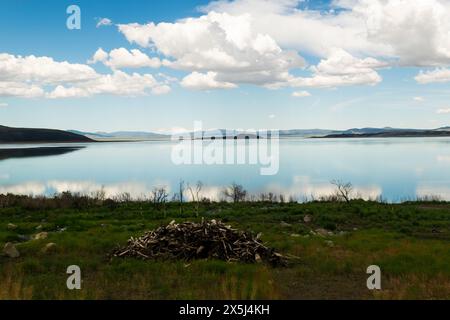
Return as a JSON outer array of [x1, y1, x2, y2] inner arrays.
[[0, 177, 383, 202]]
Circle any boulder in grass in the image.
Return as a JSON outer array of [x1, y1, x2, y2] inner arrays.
[[315, 228, 333, 237], [42, 243, 57, 254], [17, 234, 31, 242], [33, 232, 48, 240], [280, 221, 292, 228], [7, 223, 17, 230], [303, 215, 312, 224], [3, 242, 20, 258]]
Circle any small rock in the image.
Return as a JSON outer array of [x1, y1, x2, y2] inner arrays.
[[303, 215, 312, 224], [290, 234, 301, 238], [255, 253, 262, 263], [41, 243, 57, 254], [17, 234, 31, 242], [315, 228, 333, 237], [33, 232, 48, 240], [35, 225, 43, 230], [7, 223, 18, 230], [3, 242, 20, 258], [325, 240, 335, 247], [280, 221, 292, 227]]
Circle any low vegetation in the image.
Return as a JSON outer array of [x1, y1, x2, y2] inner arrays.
[[0, 189, 449, 300]]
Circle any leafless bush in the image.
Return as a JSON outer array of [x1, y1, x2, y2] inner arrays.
[[187, 181, 203, 217], [178, 179, 185, 214], [330, 180, 353, 203], [151, 187, 168, 213], [91, 187, 106, 203], [115, 192, 132, 203], [258, 192, 278, 203], [223, 183, 247, 203]]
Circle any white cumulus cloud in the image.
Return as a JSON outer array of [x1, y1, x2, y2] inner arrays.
[[89, 47, 162, 69], [96, 17, 113, 28], [288, 49, 386, 88], [0, 52, 170, 99], [118, 11, 306, 89], [415, 68, 450, 84], [204, 0, 450, 67], [181, 71, 237, 90], [292, 90, 311, 98], [0, 53, 98, 84], [47, 70, 170, 98], [436, 108, 450, 114]]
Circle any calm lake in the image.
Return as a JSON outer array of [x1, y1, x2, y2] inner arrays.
[[1, 137, 450, 202]]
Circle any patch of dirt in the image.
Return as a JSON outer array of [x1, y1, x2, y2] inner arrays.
[[273, 270, 372, 300]]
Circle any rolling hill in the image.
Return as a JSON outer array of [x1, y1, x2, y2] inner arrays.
[[0, 125, 93, 143]]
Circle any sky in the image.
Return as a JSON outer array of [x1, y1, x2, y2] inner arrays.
[[1, 0, 450, 132]]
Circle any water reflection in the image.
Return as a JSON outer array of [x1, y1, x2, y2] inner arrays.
[[0, 138, 450, 202], [0, 178, 383, 202], [0, 146, 84, 161]]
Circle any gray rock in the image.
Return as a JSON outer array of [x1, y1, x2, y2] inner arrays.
[[325, 240, 335, 247], [3, 242, 20, 258], [303, 215, 312, 223], [35, 225, 43, 230], [7, 223, 18, 230], [280, 221, 292, 227], [315, 228, 333, 237], [17, 234, 31, 242], [290, 234, 301, 238]]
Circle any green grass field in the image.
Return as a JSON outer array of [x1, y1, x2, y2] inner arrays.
[[1, 197, 449, 300]]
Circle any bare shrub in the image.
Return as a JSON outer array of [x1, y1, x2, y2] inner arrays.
[[115, 192, 132, 203], [151, 187, 168, 214], [187, 181, 203, 217], [330, 180, 353, 203], [223, 183, 247, 203]]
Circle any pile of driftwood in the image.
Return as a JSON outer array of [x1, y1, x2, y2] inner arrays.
[[113, 219, 286, 266]]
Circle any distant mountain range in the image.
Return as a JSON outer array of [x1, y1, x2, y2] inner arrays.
[[1, 125, 450, 144], [68, 130, 168, 141], [70, 127, 450, 140]]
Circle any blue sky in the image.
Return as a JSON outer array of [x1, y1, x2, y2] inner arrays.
[[1, 0, 450, 132]]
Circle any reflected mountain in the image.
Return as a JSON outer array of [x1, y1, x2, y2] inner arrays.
[[0, 146, 84, 161]]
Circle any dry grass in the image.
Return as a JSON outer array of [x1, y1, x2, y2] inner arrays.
[[374, 274, 450, 300], [0, 268, 33, 300]]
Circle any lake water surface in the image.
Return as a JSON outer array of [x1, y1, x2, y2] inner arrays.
[[1, 137, 450, 202]]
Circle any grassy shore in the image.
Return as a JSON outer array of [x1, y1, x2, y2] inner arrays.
[[1, 195, 449, 300]]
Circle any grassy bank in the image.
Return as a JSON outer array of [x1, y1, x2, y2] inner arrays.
[[1, 196, 449, 300]]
